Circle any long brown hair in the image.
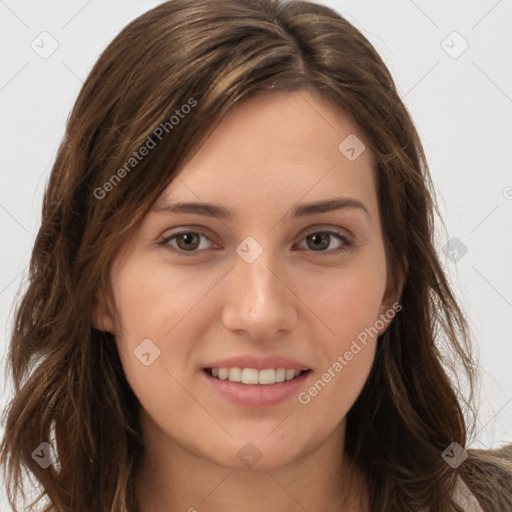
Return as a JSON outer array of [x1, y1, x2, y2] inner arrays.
[[1, 0, 511, 511]]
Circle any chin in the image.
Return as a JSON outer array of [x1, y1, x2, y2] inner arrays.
[[203, 437, 305, 471]]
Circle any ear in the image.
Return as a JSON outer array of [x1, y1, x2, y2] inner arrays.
[[377, 256, 408, 334], [92, 290, 115, 334]]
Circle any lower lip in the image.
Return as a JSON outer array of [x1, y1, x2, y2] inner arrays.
[[202, 369, 312, 407]]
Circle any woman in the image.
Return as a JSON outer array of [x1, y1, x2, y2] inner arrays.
[[1, 0, 511, 510]]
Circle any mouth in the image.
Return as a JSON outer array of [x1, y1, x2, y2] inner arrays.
[[204, 367, 311, 385]]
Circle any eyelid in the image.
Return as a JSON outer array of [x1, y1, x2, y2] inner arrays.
[[159, 224, 353, 240], [300, 224, 353, 240]]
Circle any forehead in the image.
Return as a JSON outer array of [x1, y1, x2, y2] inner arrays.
[[156, 89, 378, 219]]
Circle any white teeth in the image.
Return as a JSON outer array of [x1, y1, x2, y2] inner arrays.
[[275, 368, 286, 382], [228, 367, 241, 382], [241, 368, 259, 384], [285, 369, 296, 381], [258, 369, 275, 385], [208, 367, 304, 385]]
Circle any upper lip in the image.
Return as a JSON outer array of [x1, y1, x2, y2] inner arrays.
[[203, 355, 310, 371]]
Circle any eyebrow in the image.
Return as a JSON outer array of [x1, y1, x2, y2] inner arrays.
[[152, 197, 370, 220]]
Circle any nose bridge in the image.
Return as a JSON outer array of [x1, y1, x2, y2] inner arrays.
[[222, 235, 296, 336], [235, 238, 283, 307]]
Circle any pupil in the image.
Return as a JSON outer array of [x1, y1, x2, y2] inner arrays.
[[179, 233, 199, 250], [309, 233, 328, 250]]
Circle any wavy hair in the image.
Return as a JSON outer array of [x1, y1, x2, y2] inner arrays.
[[1, 0, 511, 511]]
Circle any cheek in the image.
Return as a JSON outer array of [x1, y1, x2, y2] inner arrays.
[[297, 311, 378, 420], [109, 262, 198, 415], [295, 258, 387, 342], [109, 259, 196, 379], [292, 251, 386, 405], [111, 258, 206, 336], [298, 341, 376, 428], [313, 262, 386, 414]]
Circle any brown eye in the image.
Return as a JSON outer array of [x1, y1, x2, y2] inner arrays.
[[160, 228, 352, 258], [305, 232, 331, 251], [161, 231, 214, 255], [298, 229, 352, 256], [175, 232, 201, 251]]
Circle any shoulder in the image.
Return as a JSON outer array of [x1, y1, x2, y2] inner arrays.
[[457, 444, 512, 512]]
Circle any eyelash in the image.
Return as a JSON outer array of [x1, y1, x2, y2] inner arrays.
[[159, 228, 353, 258]]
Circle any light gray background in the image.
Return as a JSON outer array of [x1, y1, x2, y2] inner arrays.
[[1, 0, 511, 508]]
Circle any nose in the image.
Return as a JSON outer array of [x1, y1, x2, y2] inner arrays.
[[221, 247, 297, 341]]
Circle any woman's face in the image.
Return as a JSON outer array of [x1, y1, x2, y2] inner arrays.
[[95, 88, 397, 470]]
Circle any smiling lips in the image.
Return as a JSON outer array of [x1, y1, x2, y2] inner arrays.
[[207, 367, 308, 385], [203, 355, 311, 386], [202, 365, 312, 407]]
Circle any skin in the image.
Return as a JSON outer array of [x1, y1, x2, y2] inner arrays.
[[94, 88, 401, 512]]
